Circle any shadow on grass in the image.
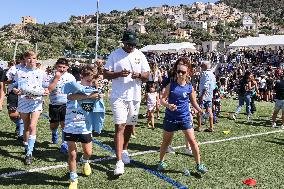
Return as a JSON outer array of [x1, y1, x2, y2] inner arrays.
[[0, 168, 67, 187], [265, 138, 284, 146]]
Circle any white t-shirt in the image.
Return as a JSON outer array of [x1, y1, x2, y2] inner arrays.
[[48, 72, 76, 105], [259, 78, 266, 89], [104, 48, 150, 102], [147, 92, 157, 110]]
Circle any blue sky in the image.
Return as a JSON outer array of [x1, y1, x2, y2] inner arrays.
[[0, 0, 217, 26]]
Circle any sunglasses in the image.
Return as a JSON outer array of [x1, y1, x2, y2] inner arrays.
[[177, 70, 187, 75]]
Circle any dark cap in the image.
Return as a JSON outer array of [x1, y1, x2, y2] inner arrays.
[[121, 30, 137, 45]]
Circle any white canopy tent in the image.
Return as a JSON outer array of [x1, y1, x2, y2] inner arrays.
[[229, 35, 284, 48], [140, 42, 196, 54]]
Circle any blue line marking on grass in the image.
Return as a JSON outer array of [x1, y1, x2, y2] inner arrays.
[[93, 139, 189, 189]]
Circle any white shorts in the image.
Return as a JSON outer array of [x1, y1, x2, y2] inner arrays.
[[110, 99, 140, 125]]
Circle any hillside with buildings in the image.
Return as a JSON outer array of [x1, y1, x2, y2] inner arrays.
[[0, 1, 283, 60]]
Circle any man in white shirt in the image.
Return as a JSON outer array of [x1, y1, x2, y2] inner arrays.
[[104, 30, 150, 175]]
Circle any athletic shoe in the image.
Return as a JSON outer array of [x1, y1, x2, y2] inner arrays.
[[272, 122, 277, 128], [60, 143, 68, 154], [114, 161, 124, 175], [24, 154, 33, 165], [281, 125, 284, 130], [82, 163, 92, 176], [185, 148, 193, 156], [52, 132, 59, 144], [157, 161, 167, 171], [232, 114, 236, 120], [130, 134, 136, 139], [17, 135, 24, 141], [122, 150, 131, 164], [68, 179, 78, 189], [196, 164, 208, 174], [166, 145, 175, 154], [247, 115, 251, 122]]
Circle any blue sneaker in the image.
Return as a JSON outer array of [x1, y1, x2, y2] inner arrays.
[[157, 161, 167, 171], [60, 143, 68, 153], [196, 164, 208, 174], [52, 132, 59, 144]]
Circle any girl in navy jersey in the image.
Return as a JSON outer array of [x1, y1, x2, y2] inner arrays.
[[157, 57, 208, 174]]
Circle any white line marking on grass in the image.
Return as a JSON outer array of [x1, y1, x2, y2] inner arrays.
[[131, 129, 284, 156], [2, 130, 283, 177], [0, 156, 115, 178]]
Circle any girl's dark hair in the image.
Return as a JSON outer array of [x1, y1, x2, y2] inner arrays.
[[169, 57, 193, 82]]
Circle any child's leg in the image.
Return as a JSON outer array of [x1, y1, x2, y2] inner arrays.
[[147, 110, 151, 127], [150, 111, 155, 129], [159, 131, 174, 162], [81, 142, 93, 161], [67, 141, 78, 181], [26, 111, 41, 155], [20, 113, 31, 149], [183, 128, 200, 164]]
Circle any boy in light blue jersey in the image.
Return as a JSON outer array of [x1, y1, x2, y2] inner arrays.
[[62, 65, 102, 189], [47, 58, 76, 153]]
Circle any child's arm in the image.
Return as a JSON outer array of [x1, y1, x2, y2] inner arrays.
[[67, 92, 100, 101], [161, 83, 176, 111], [190, 88, 202, 113]]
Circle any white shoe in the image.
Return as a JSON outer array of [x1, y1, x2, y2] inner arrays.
[[114, 161, 124, 175], [281, 125, 284, 129], [232, 114, 236, 120], [122, 150, 131, 164], [166, 145, 175, 154], [272, 122, 277, 128], [185, 148, 193, 156], [247, 115, 251, 122]]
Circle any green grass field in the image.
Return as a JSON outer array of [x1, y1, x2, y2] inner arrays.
[[0, 98, 283, 189]]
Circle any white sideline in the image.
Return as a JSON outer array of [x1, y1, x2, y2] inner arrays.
[[1, 129, 283, 178], [128, 129, 284, 156]]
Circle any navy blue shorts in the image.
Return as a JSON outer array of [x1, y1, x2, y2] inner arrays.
[[163, 119, 193, 132], [200, 100, 212, 109]]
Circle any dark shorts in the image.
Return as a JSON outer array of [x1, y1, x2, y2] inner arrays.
[[163, 119, 193, 132], [7, 92, 18, 111], [64, 132, 92, 143], [259, 88, 266, 93], [49, 104, 66, 123], [200, 100, 212, 109]]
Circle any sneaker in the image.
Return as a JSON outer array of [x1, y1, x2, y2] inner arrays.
[[185, 148, 193, 156], [196, 164, 208, 174], [68, 179, 78, 189], [281, 125, 284, 129], [52, 132, 59, 144], [247, 115, 251, 122], [82, 163, 92, 176], [122, 150, 131, 164], [272, 122, 277, 128], [114, 161, 124, 175], [17, 135, 24, 141], [24, 154, 33, 165], [131, 134, 136, 139], [166, 145, 175, 154], [157, 161, 167, 171], [60, 143, 68, 154], [232, 114, 236, 120]]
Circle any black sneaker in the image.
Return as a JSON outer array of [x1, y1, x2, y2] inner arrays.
[[24, 154, 33, 165], [17, 135, 24, 141]]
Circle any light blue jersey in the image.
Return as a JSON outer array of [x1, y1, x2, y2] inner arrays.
[[199, 70, 216, 101], [48, 72, 76, 105]]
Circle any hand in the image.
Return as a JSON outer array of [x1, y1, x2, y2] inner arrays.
[[167, 104, 177, 111], [131, 72, 141, 79], [13, 88, 22, 95], [54, 71, 64, 79], [43, 88, 50, 96], [120, 69, 130, 77]]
